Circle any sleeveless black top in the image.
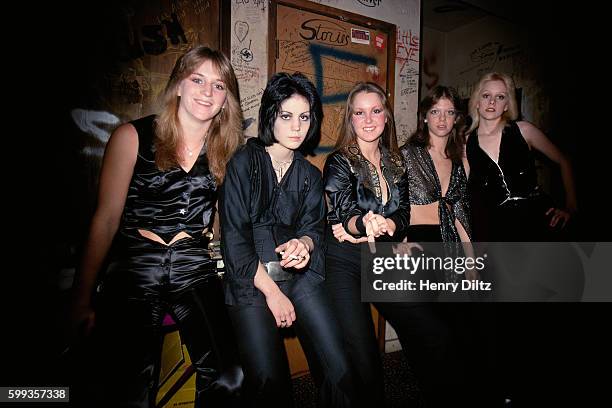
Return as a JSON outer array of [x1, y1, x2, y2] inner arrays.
[[120, 115, 217, 243], [466, 121, 540, 208], [466, 121, 551, 241]]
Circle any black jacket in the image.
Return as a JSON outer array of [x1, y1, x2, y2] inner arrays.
[[323, 144, 410, 241], [220, 138, 326, 305]]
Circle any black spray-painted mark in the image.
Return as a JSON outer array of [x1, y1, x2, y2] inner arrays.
[[356, 0, 382, 7], [299, 19, 349, 46], [240, 40, 253, 62]]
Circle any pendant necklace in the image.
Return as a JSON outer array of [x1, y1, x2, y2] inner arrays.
[[267, 148, 294, 180]]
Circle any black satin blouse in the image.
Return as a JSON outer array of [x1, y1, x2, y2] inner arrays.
[[323, 144, 410, 240], [220, 138, 326, 306], [120, 115, 217, 243]]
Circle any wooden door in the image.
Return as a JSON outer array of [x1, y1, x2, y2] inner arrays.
[[271, 0, 396, 170]]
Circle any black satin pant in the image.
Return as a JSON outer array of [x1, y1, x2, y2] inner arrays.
[[324, 235, 385, 406], [228, 283, 357, 407], [85, 234, 243, 408]]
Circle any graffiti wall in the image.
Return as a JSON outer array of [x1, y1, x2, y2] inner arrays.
[[275, 3, 392, 168], [231, 0, 269, 136], [232, 0, 421, 144]]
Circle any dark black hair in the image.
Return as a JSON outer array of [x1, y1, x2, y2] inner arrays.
[[258, 72, 323, 153]]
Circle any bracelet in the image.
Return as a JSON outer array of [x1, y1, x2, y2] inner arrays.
[[354, 214, 367, 235]]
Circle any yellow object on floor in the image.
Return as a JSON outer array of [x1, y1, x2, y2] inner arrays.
[[156, 330, 195, 408]]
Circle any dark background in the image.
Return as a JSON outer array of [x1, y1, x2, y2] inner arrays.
[[6, 1, 609, 405]]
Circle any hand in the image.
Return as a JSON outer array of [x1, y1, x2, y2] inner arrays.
[[332, 223, 368, 243], [276, 238, 310, 269], [363, 211, 396, 238], [545, 207, 571, 229], [265, 290, 296, 328], [392, 241, 423, 256], [71, 302, 96, 338]]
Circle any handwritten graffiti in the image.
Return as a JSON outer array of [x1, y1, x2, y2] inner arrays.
[[300, 19, 350, 46], [460, 42, 524, 77], [71, 109, 120, 157], [234, 20, 249, 42], [120, 12, 187, 61], [309, 43, 377, 104], [234, 0, 265, 12], [356, 0, 382, 7], [396, 29, 419, 74]]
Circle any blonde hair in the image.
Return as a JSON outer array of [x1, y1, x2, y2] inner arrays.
[[467, 72, 519, 134], [334, 82, 398, 154], [155, 46, 243, 183]]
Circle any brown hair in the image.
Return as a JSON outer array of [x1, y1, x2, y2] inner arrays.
[[154, 46, 243, 183], [467, 72, 519, 134], [334, 82, 398, 154], [409, 85, 466, 163]]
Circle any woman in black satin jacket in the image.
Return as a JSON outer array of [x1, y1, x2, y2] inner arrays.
[[323, 82, 410, 405], [220, 72, 356, 407]]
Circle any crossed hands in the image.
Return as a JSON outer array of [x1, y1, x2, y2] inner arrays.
[[275, 238, 311, 269], [332, 211, 396, 243]]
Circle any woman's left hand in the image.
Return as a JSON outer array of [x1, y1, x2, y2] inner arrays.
[[545, 207, 571, 228], [276, 238, 310, 269]]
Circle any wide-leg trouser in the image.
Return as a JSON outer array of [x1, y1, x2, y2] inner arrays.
[[228, 283, 357, 407], [86, 235, 243, 408]]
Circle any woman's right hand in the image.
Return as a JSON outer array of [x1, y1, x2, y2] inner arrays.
[[265, 291, 296, 328], [71, 302, 96, 338], [363, 211, 395, 237], [332, 223, 368, 243]]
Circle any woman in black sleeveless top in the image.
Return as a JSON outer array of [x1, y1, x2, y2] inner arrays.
[[465, 72, 579, 407], [466, 72, 577, 241], [71, 46, 244, 407]]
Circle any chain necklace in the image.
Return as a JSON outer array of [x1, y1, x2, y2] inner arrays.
[[183, 128, 209, 158], [267, 148, 294, 180]]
